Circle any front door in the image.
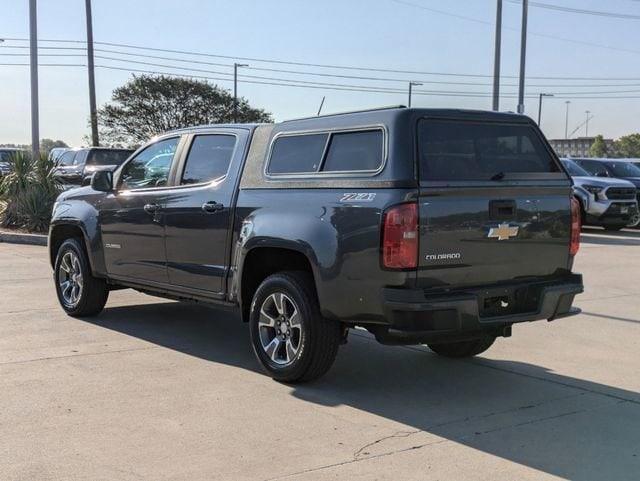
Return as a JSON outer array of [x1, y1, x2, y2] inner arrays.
[[99, 136, 183, 285], [163, 131, 246, 294]]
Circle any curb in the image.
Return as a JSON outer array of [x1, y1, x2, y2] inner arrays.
[[0, 231, 47, 246]]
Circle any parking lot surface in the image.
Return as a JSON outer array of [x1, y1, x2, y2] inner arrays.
[[1, 228, 639, 480]]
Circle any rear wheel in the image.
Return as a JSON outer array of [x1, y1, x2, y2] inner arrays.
[[54, 238, 109, 317], [427, 335, 496, 358], [249, 271, 341, 383]]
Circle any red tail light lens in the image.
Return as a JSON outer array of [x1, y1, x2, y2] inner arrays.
[[570, 197, 581, 256], [382, 203, 418, 269]]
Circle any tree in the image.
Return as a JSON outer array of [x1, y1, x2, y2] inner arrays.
[[612, 133, 640, 158], [40, 139, 69, 155], [588, 134, 608, 158], [97, 75, 272, 145]]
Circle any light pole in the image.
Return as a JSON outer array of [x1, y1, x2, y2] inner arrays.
[[85, 0, 99, 146], [585, 110, 591, 137], [408, 81, 422, 108], [517, 0, 528, 114], [564, 101, 571, 139], [537, 93, 553, 126], [492, 0, 502, 111], [29, 0, 39, 159], [233, 63, 248, 123]]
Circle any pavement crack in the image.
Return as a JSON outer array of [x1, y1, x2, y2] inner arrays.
[[353, 429, 421, 459], [0, 346, 159, 366]]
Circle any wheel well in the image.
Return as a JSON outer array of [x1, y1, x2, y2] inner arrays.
[[49, 224, 85, 267], [240, 247, 314, 322]]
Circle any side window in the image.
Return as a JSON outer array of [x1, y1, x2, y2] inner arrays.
[[181, 135, 236, 185], [268, 133, 328, 174], [58, 151, 77, 166], [73, 150, 88, 166], [322, 130, 383, 172], [119, 137, 179, 190]]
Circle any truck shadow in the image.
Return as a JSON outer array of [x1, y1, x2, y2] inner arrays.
[[87, 301, 640, 481]]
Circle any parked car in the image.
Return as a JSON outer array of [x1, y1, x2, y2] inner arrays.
[[561, 158, 639, 230], [573, 158, 640, 190], [48, 147, 69, 163], [53, 147, 133, 186], [49, 107, 583, 382], [0, 147, 27, 177]]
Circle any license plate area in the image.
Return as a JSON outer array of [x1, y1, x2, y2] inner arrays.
[[479, 285, 541, 318]]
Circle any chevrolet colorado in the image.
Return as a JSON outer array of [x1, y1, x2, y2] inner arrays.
[[49, 107, 583, 382]]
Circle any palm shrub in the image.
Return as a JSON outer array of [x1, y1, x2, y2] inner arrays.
[[0, 151, 61, 232]]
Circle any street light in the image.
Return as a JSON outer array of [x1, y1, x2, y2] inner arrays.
[[233, 63, 248, 123], [537, 93, 553, 126], [408, 81, 422, 108], [564, 101, 571, 139], [585, 110, 591, 137]]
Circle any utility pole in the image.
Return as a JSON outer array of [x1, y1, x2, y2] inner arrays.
[[85, 0, 99, 146], [233, 63, 248, 123], [564, 101, 571, 139], [585, 110, 591, 137], [408, 81, 422, 107], [492, 0, 502, 111], [517, 0, 528, 114], [537, 93, 553, 126], [29, 0, 39, 159]]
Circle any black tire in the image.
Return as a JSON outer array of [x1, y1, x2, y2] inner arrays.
[[54, 238, 109, 317], [249, 271, 341, 383], [604, 225, 624, 231], [427, 335, 496, 359]]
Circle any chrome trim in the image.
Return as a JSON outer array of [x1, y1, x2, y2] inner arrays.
[[264, 124, 388, 180]]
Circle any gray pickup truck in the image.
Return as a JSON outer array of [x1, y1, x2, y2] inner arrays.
[[49, 107, 584, 382]]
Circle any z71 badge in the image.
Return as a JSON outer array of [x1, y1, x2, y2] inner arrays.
[[340, 193, 376, 203]]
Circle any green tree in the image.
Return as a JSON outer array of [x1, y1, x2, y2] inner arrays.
[[588, 134, 608, 158], [612, 133, 640, 158], [97, 75, 272, 145], [40, 139, 69, 155]]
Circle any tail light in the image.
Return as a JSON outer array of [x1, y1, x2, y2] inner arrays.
[[382, 202, 418, 269], [570, 197, 581, 256]]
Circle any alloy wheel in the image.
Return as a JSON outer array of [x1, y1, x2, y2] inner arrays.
[[258, 292, 302, 366], [58, 251, 83, 307]]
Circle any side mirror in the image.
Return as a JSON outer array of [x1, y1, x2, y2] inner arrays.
[[91, 170, 114, 192], [595, 171, 609, 178]]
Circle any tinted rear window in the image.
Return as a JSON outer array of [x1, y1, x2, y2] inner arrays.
[[322, 130, 383, 172], [418, 119, 559, 181], [87, 149, 132, 166], [181, 134, 236, 185], [268, 133, 328, 174]]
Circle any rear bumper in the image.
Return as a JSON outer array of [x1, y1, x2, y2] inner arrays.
[[375, 274, 583, 345]]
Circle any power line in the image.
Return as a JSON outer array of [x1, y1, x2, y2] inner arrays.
[[5, 37, 640, 81], [506, 0, 640, 21]]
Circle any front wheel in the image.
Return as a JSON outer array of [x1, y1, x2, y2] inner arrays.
[[427, 335, 496, 358], [249, 271, 341, 383], [54, 238, 109, 317]]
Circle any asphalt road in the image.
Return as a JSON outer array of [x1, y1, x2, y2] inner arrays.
[[1, 228, 639, 480]]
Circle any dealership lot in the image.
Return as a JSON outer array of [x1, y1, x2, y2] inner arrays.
[[1, 229, 639, 481]]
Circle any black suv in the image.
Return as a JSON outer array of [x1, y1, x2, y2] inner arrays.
[[49, 107, 583, 382], [53, 147, 133, 186]]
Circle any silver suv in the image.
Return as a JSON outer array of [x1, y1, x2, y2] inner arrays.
[[562, 158, 639, 230]]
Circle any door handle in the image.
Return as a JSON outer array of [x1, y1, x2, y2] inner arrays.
[[144, 203, 160, 214], [202, 201, 224, 213]]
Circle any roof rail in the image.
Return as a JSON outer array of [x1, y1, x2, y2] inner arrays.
[[283, 105, 406, 123]]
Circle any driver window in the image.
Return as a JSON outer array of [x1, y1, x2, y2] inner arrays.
[[119, 137, 179, 190]]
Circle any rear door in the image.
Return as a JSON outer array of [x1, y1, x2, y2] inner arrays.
[[163, 129, 248, 295], [416, 118, 572, 289]]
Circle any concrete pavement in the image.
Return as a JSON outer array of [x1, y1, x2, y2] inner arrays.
[[1, 228, 639, 480]]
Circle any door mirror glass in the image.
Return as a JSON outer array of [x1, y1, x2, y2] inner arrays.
[[91, 170, 113, 192]]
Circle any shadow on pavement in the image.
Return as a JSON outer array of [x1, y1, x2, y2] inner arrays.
[[582, 311, 640, 325], [86, 301, 640, 481]]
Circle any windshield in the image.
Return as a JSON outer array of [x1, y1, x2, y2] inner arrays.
[[561, 159, 590, 177], [418, 119, 560, 181], [86, 149, 132, 166], [605, 161, 640, 177], [0, 151, 18, 162]]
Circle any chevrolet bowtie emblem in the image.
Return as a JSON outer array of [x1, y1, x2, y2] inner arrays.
[[488, 223, 519, 241]]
